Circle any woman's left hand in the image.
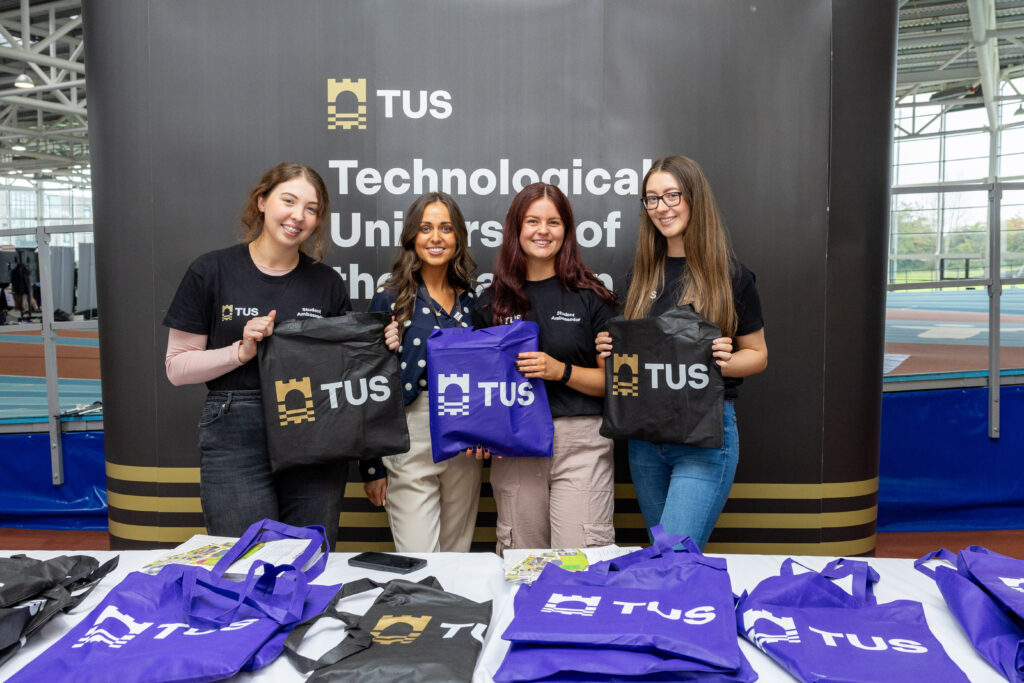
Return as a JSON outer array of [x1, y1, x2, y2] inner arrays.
[[516, 351, 563, 381], [712, 336, 734, 368], [383, 317, 400, 351]]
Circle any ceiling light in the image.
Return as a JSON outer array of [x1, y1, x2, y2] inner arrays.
[[11, 144, 25, 151], [1015, 104, 1024, 118], [13, 73, 33, 89]]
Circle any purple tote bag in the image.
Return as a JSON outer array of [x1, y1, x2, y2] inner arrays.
[[427, 320, 553, 462], [496, 526, 754, 682], [737, 558, 970, 683]]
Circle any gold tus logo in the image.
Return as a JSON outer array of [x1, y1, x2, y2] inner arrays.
[[371, 614, 432, 645], [275, 377, 316, 426], [328, 78, 367, 130], [221, 304, 233, 321], [612, 353, 639, 397]]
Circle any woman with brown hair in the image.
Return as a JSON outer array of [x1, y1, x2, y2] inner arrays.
[[597, 155, 767, 548], [163, 162, 352, 545], [365, 191, 483, 552], [473, 181, 618, 554]]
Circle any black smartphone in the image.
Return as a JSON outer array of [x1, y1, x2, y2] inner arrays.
[[347, 551, 427, 574]]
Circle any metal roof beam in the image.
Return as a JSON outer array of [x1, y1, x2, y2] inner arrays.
[[967, 0, 1001, 134], [0, 94, 83, 117], [899, 22, 1024, 48], [0, 44, 83, 74]]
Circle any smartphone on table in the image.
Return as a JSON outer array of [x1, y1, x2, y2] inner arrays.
[[347, 551, 427, 574]]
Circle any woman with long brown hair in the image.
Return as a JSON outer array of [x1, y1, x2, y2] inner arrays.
[[163, 162, 352, 545], [473, 182, 618, 554], [597, 155, 767, 548], [365, 191, 483, 552]]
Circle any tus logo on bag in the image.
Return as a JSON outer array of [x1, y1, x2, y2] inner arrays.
[[72, 605, 153, 649], [371, 614, 432, 644], [742, 608, 929, 654], [437, 373, 470, 416], [275, 377, 316, 426], [612, 353, 639, 397], [611, 353, 710, 398], [541, 593, 601, 617]]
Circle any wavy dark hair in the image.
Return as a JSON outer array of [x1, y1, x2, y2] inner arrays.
[[382, 192, 476, 336], [623, 155, 736, 336], [489, 182, 616, 324], [239, 162, 330, 262]]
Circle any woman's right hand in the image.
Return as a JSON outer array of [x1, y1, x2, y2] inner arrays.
[[238, 310, 276, 363], [464, 445, 492, 460], [595, 331, 613, 359], [364, 477, 387, 507], [384, 316, 400, 351]]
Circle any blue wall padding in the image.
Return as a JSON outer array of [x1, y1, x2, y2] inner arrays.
[[0, 431, 107, 529], [879, 385, 1024, 531]]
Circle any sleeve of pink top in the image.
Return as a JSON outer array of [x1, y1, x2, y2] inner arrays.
[[165, 328, 244, 386]]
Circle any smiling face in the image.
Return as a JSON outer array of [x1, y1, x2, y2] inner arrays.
[[414, 201, 456, 272], [256, 176, 321, 252], [644, 171, 691, 256], [518, 196, 565, 278]]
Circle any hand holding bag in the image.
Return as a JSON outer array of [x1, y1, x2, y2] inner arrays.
[[600, 305, 724, 447], [258, 312, 410, 472], [427, 319, 554, 461]]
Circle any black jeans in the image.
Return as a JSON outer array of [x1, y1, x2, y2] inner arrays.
[[197, 389, 347, 547]]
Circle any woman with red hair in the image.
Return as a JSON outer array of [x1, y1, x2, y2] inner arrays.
[[472, 182, 617, 554]]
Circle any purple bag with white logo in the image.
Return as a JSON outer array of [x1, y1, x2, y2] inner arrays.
[[9, 519, 341, 683], [427, 320, 553, 462], [496, 526, 754, 682], [737, 558, 970, 683], [916, 547, 1024, 681]]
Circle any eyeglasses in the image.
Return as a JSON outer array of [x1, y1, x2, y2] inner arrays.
[[641, 192, 683, 210]]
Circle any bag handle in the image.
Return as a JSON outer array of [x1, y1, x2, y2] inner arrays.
[[212, 519, 329, 582], [180, 560, 309, 629], [282, 605, 372, 673], [914, 549, 958, 579], [821, 558, 878, 604]]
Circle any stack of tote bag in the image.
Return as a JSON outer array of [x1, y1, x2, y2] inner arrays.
[[737, 557, 969, 682], [916, 545, 1024, 681], [495, 525, 757, 682], [9, 519, 342, 683]]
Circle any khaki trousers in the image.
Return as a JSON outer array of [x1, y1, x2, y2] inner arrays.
[[383, 394, 483, 552], [490, 414, 615, 554]]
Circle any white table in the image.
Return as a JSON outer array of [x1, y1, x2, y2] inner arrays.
[[0, 550, 1005, 682]]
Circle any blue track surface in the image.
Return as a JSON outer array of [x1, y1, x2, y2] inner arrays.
[[886, 288, 1024, 346], [0, 375, 103, 421]]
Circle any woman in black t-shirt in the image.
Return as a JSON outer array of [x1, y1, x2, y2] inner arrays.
[[597, 155, 767, 549], [163, 163, 352, 545], [473, 182, 618, 554]]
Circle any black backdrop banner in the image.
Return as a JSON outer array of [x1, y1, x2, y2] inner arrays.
[[83, 0, 896, 553]]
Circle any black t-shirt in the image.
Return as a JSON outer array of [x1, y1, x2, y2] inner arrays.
[[648, 256, 763, 399], [163, 244, 352, 391], [473, 277, 617, 419]]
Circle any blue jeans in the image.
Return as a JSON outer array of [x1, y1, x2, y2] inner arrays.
[[628, 401, 738, 549], [198, 390, 348, 546]]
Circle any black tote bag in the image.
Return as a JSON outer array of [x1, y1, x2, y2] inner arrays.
[[258, 312, 410, 472], [284, 576, 492, 682], [600, 306, 724, 447]]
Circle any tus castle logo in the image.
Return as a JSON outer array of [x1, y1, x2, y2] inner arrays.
[[328, 77, 453, 131], [275, 377, 316, 426]]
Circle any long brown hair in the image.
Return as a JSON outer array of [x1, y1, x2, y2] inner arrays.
[[383, 192, 476, 335], [240, 162, 330, 262], [623, 156, 736, 337], [489, 182, 615, 324]]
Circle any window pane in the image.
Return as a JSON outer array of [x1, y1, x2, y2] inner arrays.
[[944, 132, 988, 160], [885, 287, 991, 377], [896, 162, 939, 185], [943, 157, 988, 182]]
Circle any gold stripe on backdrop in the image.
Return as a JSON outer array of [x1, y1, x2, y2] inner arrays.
[[106, 463, 200, 484], [716, 507, 878, 529], [728, 478, 879, 499], [706, 534, 877, 556], [108, 519, 207, 543], [107, 491, 202, 513]]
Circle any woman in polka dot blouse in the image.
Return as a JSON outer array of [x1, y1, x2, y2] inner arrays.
[[363, 192, 483, 552]]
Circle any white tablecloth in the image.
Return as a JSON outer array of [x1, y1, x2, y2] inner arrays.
[[0, 550, 1006, 682]]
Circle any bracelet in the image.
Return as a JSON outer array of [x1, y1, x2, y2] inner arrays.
[[559, 363, 573, 384]]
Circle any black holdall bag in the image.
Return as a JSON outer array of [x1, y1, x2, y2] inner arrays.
[[284, 576, 492, 682], [600, 305, 725, 448], [0, 553, 119, 666], [258, 312, 410, 472]]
